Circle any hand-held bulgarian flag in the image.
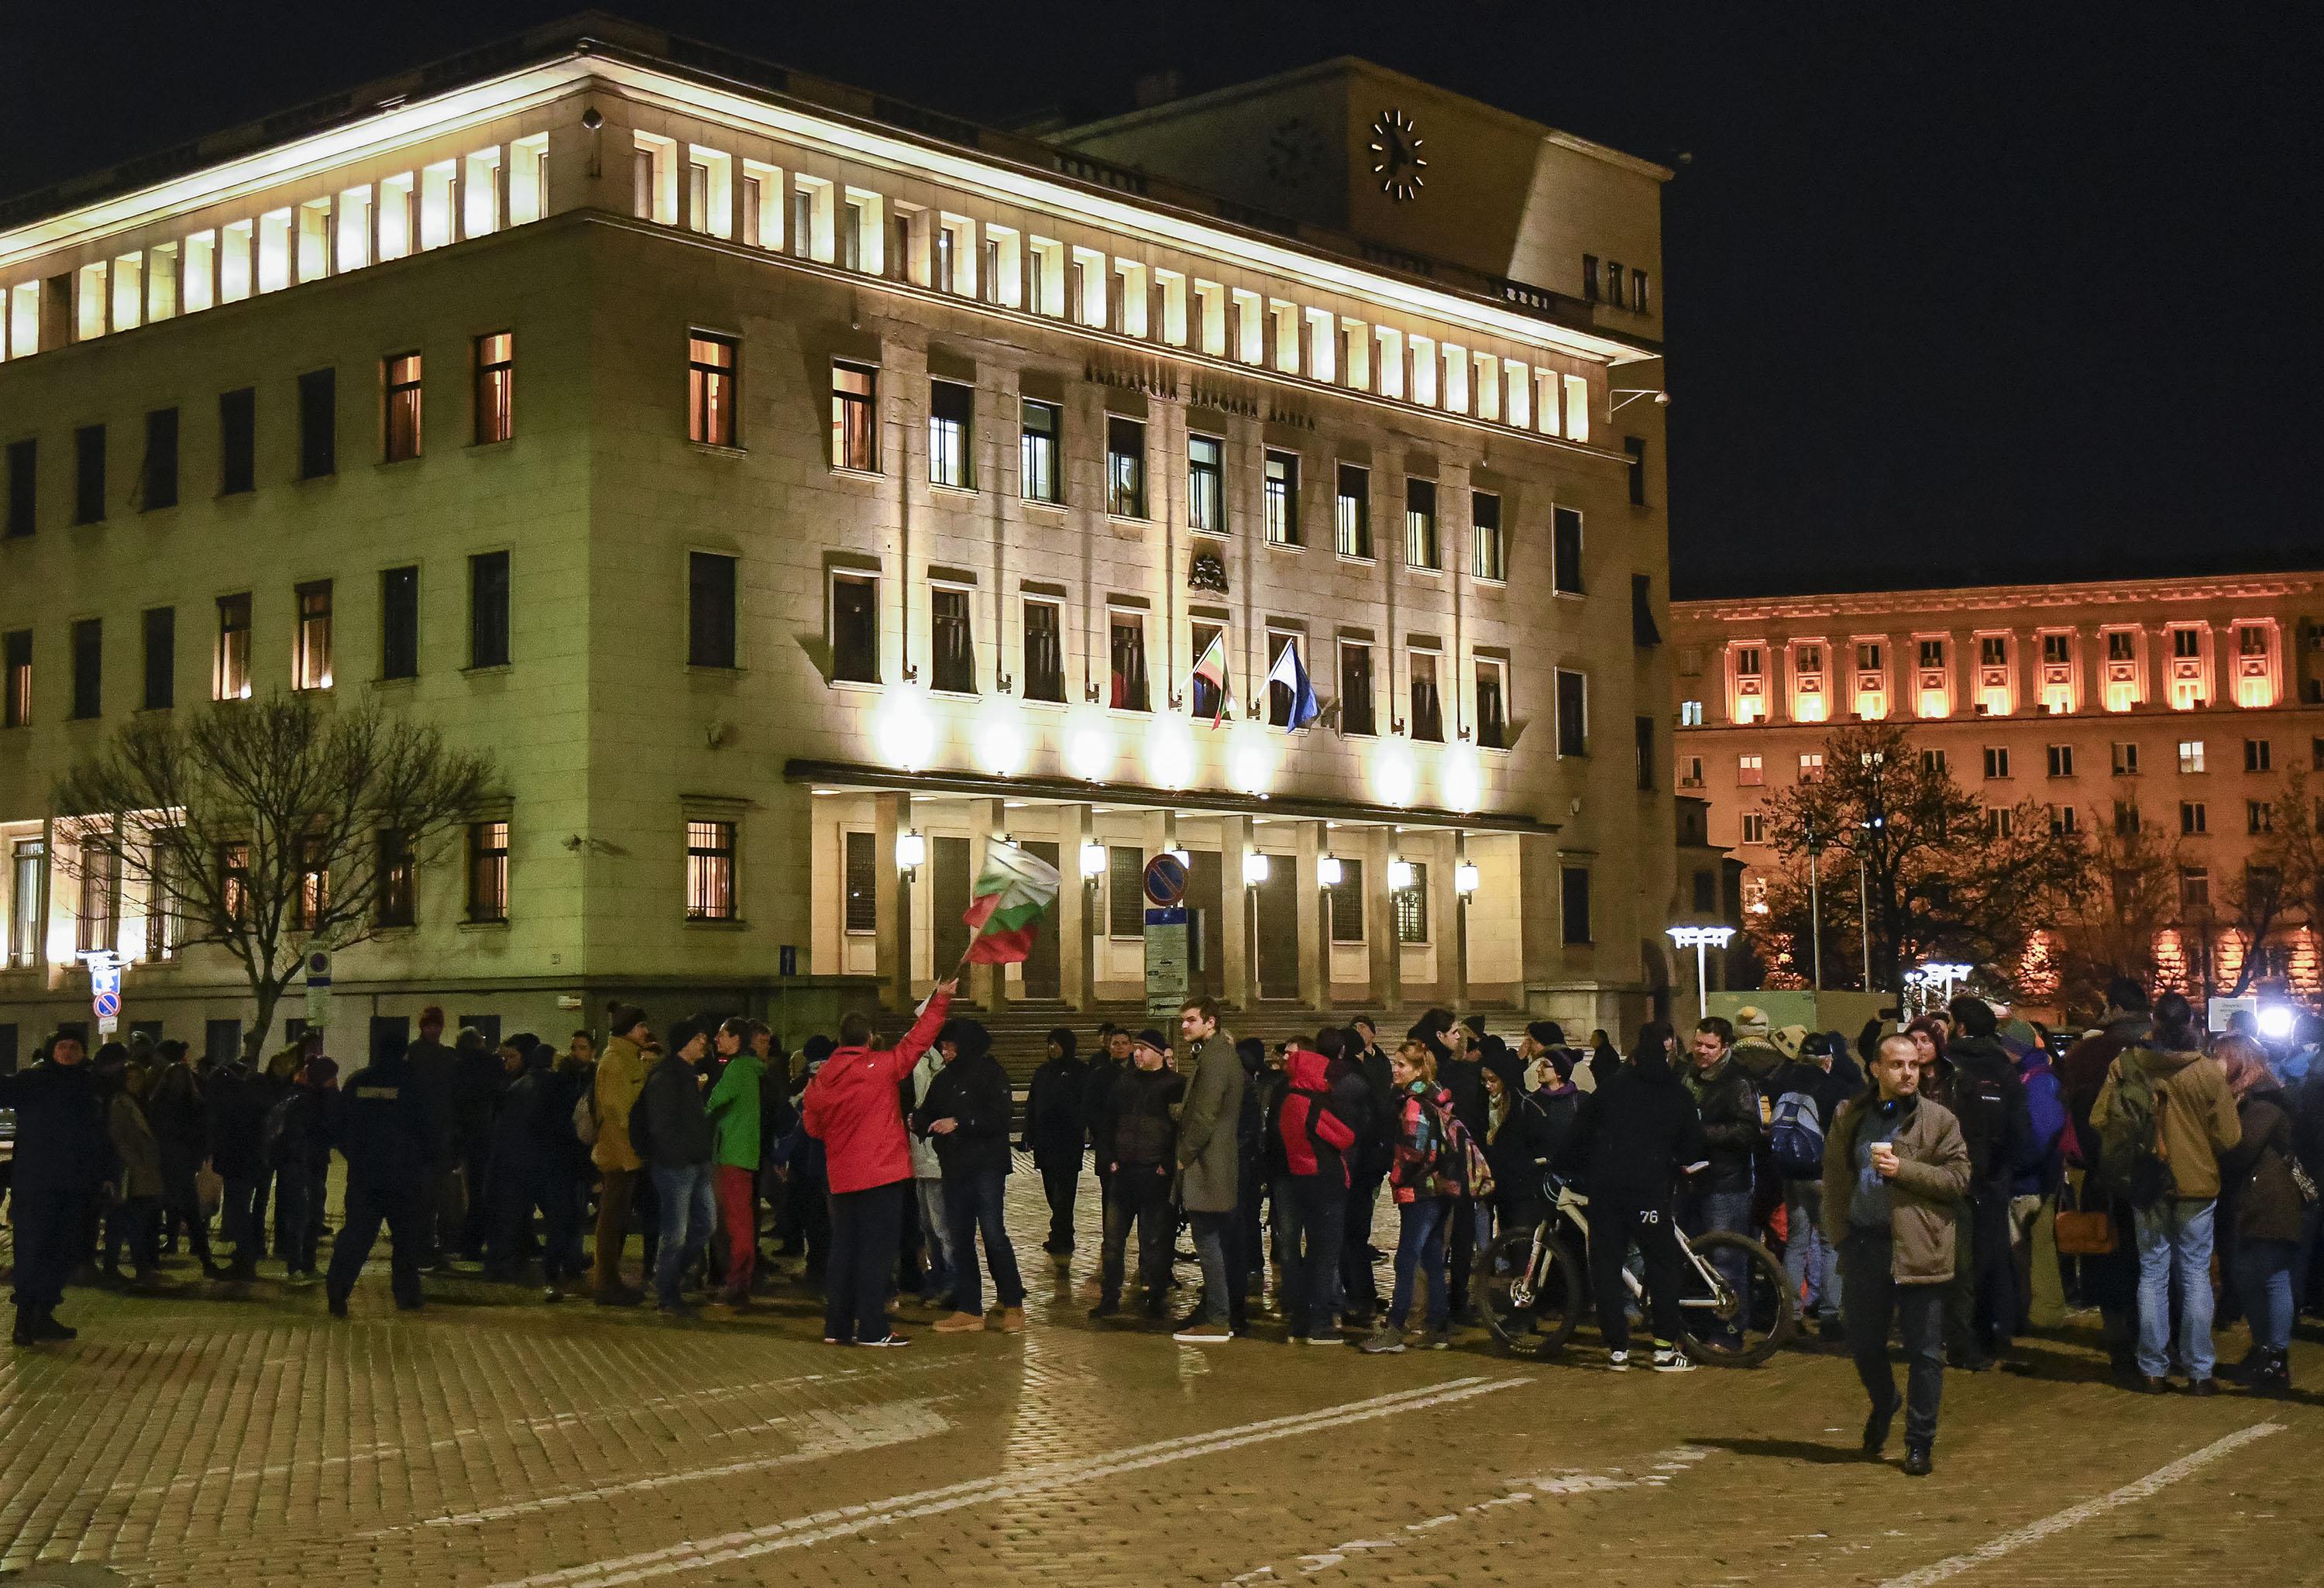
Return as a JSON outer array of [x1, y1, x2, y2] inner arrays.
[[960, 838, 1064, 964], [1190, 629, 1232, 728]]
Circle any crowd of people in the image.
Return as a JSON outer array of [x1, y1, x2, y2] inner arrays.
[[2, 980, 2317, 1475]]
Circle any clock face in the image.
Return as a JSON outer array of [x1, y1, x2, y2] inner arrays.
[[1263, 115, 1325, 191], [1369, 108, 1427, 202]]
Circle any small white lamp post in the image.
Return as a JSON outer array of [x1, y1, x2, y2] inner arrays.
[[1667, 924, 1736, 1030]]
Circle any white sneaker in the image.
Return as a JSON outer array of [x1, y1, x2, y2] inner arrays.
[[1652, 1346, 1696, 1373], [1607, 1349, 1630, 1372]]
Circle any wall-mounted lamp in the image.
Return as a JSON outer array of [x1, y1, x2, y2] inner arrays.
[[1078, 840, 1107, 879], [1317, 853, 1344, 889], [1454, 861, 1481, 896], [896, 828, 926, 877], [1387, 856, 1415, 891], [1167, 846, 1191, 868], [1242, 851, 1271, 887], [1611, 388, 1671, 412]]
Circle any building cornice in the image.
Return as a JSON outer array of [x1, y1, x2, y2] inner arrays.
[[1671, 570, 2324, 627]]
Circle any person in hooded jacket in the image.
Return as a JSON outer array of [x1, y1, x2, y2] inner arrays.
[[450, 1026, 504, 1263], [487, 1037, 579, 1299], [2216, 1044, 2303, 1394], [145, 1039, 221, 1277], [207, 1052, 271, 1281], [1576, 1023, 1710, 1373], [906, 1029, 957, 1308], [1089, 1029, 1183, 1320], [1270, 1028, 1363, 1343], [1682, 1016, 1762, 1345], [100, 1054, 165, 1288], [1019, 1028, 1088, 1258], [2091, 990, 2240, 1394], [703, 1016, 766, 1306], [325, 1036, 435, 1318], [401, 1007, 459, 1271], [1236, 1037, 1277, 1321], [2056, 978, 2151, 1373], [913, 1017, 1025, 1335], [1416, 1012, 1487, 1323], [1999, 1019, 2069, 1332], [1339, 1016, 1394, 1328], [1480, 1046, 1556, 1235], [1939, 997, 2033, 1366], [803, 986, 954, 1346], [590, 1007, 657, 1304], [1767, 1032, 1862, 1342], [635, 1019, 718, 1315], [273, 1054, 339, 1284]]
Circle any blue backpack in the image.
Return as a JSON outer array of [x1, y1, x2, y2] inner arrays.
[[1769, 1088, 1825, 1179]]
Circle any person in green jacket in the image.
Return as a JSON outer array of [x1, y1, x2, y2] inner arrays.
[[703, 1016, 765, 1307]]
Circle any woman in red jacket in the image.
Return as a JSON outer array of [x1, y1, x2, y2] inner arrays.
[[802, 981, 954, 1346]]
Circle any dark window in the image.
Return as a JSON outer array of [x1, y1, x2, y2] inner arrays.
[[1023, 600, 1064, 703], [297, 368, 335, 479], [2246, 737, 2272, 772], [5, 438, 33, 537], [218, 388, 255, 494], [376, 827, 415, 927], [2044, 632, 2072, 665], [1693, 871, 1717, 913], [141, 607, 174, 710], [832, 575, 878, 683], [380, 566, 419, 680], [1552, 506, 1584, 595], [689, 335, 738, 447], [1335, 463, 1370, 558], [469, 551, 511, 669], [842, 830, 877, 933], [70, 618, 100, 718], [6, 837, 39, 963], [1328, 857, 1366, 943], [383, 353, 422, 462], [1188, 434, 1224, 532], [1631, 572, 1662, 646], [687, 552, 737, 669], [72, 424, 104, 524], [1339, 642, 1376, 735], [1605, 261, 1626, 309], [1020, 400, 1061, 503], [2109, 631, 2137, 661], [142, 408, 177, 510], [215, 594, 251, 700], [1556, 669, 1588, 756], [1562, 866, 1593, 945], [1107, 847, 1145, 937], [928, 380, 974, 489], [293, 581, 332, 690], [1263, 450, 1300, 545], [1624, 436, 1647, 506], [1635, 715, 1655, 789], [474, 332, 514, 444], [1985, 746, 2011, 780], [1632, 269, 1651, 312], [2173, 628, 2201, 659], [831, 361, 875, 469], [1404, 479, 1439, 568], [1470, 491, 1504, 581], [1582, 254, 1600, 302], [1394, 861, 1430, 944], [467, 820, 509, 922], [2181, 801, 2206, 836], [1477, 662, 1508, 750], [931, 588, 975, 693], [1191, 623, 1226, 721], [1410, 651, 1443, 742], [1106, 417, 1146, 517], [686, 820, 737, 920], [1109, 614, 1150, 711]]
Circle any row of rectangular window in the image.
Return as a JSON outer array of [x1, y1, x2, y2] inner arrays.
[[0, 335, 514, 536], [634, 136, 1597, 442], [0, 555, 508, 725]]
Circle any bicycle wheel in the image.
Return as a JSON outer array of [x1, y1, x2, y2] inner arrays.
[[1677, 1230, 1796, 1367], [1475, 1226, 1583, 1357]]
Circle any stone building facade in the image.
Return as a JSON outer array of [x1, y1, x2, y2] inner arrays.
[[0, 18, 1676, 1064]]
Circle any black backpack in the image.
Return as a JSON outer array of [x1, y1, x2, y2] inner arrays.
[[1951, 1066, 2013, 1184]]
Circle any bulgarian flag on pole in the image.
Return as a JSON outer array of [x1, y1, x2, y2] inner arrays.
[[1190, 628, 1232, 727], [959, 837, 1064, 964]]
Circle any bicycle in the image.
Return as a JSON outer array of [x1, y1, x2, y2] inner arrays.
[[1473, 1165, 1795, 1366]]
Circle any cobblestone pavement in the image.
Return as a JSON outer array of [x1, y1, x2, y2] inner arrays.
[[5, 1166, 2322, 1588]]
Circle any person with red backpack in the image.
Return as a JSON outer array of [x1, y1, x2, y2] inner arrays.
[[1270, 1028, 1365, 1344], [1362, 1041, 1483, 1353]]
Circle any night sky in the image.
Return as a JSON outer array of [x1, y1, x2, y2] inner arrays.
[[5, 2, 2316, 599]]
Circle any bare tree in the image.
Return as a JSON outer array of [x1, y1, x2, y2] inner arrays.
[[53, 691, 497, 1057], [2062, 789, 2178, 1002]]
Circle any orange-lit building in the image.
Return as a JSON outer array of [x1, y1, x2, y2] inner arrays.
[[1670, 572, 2324, 999]]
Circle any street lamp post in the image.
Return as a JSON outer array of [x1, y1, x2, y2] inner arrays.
[[1803, 813, 1824, 992], [1667, 925, 1736, 1031], [1856, 748, 1886, 993]]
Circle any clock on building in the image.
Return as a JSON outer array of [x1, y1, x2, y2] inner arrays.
[[1263, 115, 1325, 191], [1368, 108, 1427, 202]]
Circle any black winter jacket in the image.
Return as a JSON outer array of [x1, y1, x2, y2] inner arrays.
[[1683, 1057, 1762, 1196], [1020, 1054, 1090, 1164], [0, 1060, 108, 1196], [147, 1063, 209, 1168], [1094, 1065, 1183, 1170], [1942, 1033, 2033, 1194], [206, 1063, 270, 1181], [913, 1050, 1016, 1178], [335, 1054, 434, 1188], [1577, 1062, 1710, 1205], [634, 1054, 715, 1170]]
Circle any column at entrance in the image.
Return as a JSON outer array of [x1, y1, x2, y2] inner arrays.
[[966, 797, 1009, 1012], [1058, 802, 1093, 1012], [1366, 826, 1401, 1016], [874, 790, 913, 1012], [1297, 820, 1327, 1012], [1219, 812, 1252, 1011]]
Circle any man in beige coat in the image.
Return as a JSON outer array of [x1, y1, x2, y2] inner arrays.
[[591, 1005, 657, 1304], [1173, 996, 1244, 1343]]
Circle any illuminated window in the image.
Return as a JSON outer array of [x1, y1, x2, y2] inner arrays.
[[293, 581, 332, 691], [1020, 400, 1061, 504], [689, 335, 738, 447], [1799, 751, 1824, 779], [467, 821, 510, 923], [1188, 435, 1225, 533], [290, 833, 328, 932], [1472, 492, 1504, 582], [830, 361, 875, 469], [1405, 479, 1439, 569], [215, 593, 252, 700], [1395, 863, 1431, 944], [474, 332, 514, 445], [2179, 740, 2205, 773], [686, 820, 737, 921], [77, 827, 119, 954], [383, 352, 422, 462], [1679, 699, 1703, 727]]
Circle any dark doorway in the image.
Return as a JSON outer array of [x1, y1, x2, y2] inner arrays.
[[1254, 859, 1299, 999], [933, 834, 972, 978], [1184, 849, 1226, 999], [1020, 840, 1062, 999]]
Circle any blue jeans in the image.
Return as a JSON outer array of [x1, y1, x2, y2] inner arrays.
[[1784, 1182, 1841, 1319], [943, 1167, 1024, 1315], [1388, 1197, 1453, 1332], [1683, 1187, 1755, 1342], [2233, 1236, 2297, 1353], [2133, 1198, 2216, 1380], [650, 1163, 717, 1307]]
